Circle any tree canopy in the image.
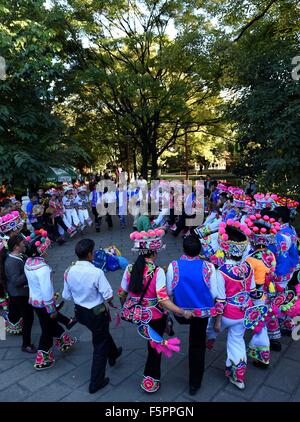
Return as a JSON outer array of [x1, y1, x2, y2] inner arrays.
[[0, 0, 299, 193]]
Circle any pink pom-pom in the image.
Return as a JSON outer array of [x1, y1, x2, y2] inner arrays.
[[270, 218, 276, 223], [260, 228, 267, 234], [255, 214, 262, 219], [35, 241, 41, 247], [252, 226, 259, 233], [234, 221, 240, 228], [135, 233, 143, 240], [11, 211, 19, 217], [263, 215, 269, 221], [154, 228, 161, 235], [222, 234, 229, 241], [157, 229, 165, 236], [219, 228, 226, 235], [25, 236, 31, 241], [227, 219, 234, 225], [130, 233, 136, 240], [41, 231, 48, 238], [247, 221, 254, 227], [250, 215, 256, 221], [148, 230, 156, 237], [219, 222, 226, 228], [245, 229, 252, 236]]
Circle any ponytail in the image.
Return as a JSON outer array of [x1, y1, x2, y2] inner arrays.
[[128, 254, 146, 294]]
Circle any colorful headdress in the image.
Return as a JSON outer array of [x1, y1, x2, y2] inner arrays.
[[0, 211, 24, 234], [232, 193, 249, 209], [63, 185, 74, 193], [228, 186, 245, 197], [244, 198, 256, 215], [274, 196, 299, 217], [244, 213, 280, 246], [25, 229, 51, 256], [218, 220, 250, 258], [46, 188, 59, 196], [217, 183, 229, 193], [130, 229, 165, 254], [254, 193, 276, 210]]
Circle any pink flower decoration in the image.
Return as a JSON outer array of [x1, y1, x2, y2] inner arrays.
[[252, 226, 259, 233]]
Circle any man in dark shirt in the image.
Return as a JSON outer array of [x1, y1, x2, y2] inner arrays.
[[3, 235, 35, 352]]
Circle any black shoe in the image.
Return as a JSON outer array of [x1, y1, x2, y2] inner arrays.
[[270, 339, 282, 352], [56, 301, 65, 311], [281, 329, 292, 337], [89, 377, 110, 394], [252, 360, 269, 369], [66, 317, 78, 330], [22, 344, 37, 354], [189, 385, 201, 396], [96, 228, 100, 233], [108, 347, 122, 367]]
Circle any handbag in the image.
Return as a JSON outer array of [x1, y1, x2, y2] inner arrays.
[[121, 268, 157, 325]]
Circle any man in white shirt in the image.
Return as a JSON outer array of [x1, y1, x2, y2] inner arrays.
[[62, 239, 122, 394]]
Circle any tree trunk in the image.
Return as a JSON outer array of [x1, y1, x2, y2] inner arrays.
[[140, 141, 149, 180], [133, 148, 137, 180], [151, 144, 158, 180]]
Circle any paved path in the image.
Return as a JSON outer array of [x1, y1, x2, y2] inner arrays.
[[0, 218, 300, 402]]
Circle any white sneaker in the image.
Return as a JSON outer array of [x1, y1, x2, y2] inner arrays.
[[229, 377, 245, 390]]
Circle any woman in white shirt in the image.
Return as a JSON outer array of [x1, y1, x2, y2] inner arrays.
[[24, 229, 76, 370]]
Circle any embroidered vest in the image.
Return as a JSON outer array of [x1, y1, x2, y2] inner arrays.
[[172, 259, 215, 316], [219, 262, 253, 319]]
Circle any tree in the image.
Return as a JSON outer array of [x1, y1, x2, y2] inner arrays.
[[210, 0, 300, 194], [50, 0, 225, 179], [0, 0, 88, 189]]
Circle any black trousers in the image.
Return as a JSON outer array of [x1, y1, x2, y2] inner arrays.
[[144, 316, 167, 380], [8, 296, 34, 348], [75, 304, 118, 390], [34, 307, 65, 351], [54, 216, 69, 234], [173, 212, 196, 236], [92, 207, 102, 230], [175, 316, 208, 388]]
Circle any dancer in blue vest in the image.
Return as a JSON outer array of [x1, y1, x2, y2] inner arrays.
[[166, 235, 218, 395]]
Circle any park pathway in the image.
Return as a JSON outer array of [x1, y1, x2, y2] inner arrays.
[[0, 218, 300, 402]]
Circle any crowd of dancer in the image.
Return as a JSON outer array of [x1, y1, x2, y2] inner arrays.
[[0, 178, 299, 397]]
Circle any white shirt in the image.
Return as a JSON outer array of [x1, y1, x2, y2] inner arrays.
[[62, 261, 113, 309], [24, 258, 54, 307]]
